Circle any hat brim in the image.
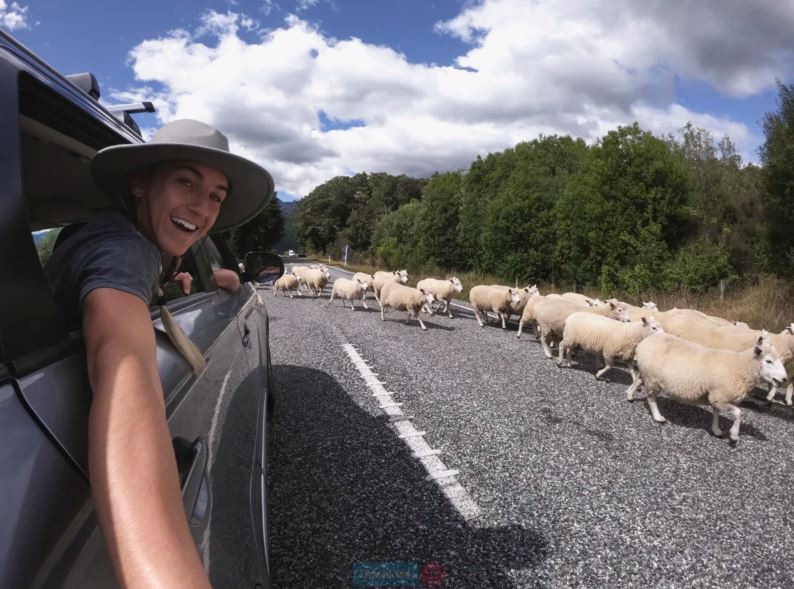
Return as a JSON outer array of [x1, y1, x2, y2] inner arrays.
[[90, 143, 275, 232]]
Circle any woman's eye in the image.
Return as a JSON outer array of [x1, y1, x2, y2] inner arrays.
[[211, 193, 224, 204], [178, 177, 194, 189]]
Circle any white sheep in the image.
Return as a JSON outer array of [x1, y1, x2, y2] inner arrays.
[[273, 272, 302, 298], [352, 272, 374, 299], [561, 292, 597, 305], [379, 282, 436, 330], [416, 277, 463, 318], [631, 333, 788, 445], [303, 267, 331, 297], [469, 285, 521, 329], [490, 285, 538, 325], [327, 278, 369, 310], [372, 270, 409, 301], [516, 293, 545, 339], [533, 298, 630, 359], [558, 314, 664, 386]]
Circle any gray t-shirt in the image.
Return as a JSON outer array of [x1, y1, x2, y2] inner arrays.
[[45, 213, 161, 328]]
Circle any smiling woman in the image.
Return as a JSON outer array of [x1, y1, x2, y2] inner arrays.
[[41, 119, 275, 588]]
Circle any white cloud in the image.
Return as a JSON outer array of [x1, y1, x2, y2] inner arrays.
[[120, 3, 793, 196], [0, 0, 30, 31]]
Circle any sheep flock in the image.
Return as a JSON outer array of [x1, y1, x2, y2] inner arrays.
[[275, 264, 792, 446]]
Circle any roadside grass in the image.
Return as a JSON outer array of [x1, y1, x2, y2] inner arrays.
[[304, 256, 794, 332]]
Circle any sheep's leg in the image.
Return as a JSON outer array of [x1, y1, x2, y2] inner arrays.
[[556, 341, 568, 367], [416, 311, 427, 330], [710, 406, 724, 438], [625, 370, 642, 401], [380, 304, 386, 321], [474, 307, 485, 327], [328, 291, 335, 306], [595, 357, 613, 380], [715, 402, 742, 443], [646, 392, 667, 423], [516, 319, 524, 338], [362, 299, 369, 310], [500, 312, 507, 330], [540, 329, 554, 359], [349, 300, 355, 310], [786, 383, 793, 406]]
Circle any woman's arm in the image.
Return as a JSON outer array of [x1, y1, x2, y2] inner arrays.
[[82, 288, 211, 588]]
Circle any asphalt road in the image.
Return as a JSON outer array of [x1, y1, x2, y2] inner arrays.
[[264, 263, 794, 589]]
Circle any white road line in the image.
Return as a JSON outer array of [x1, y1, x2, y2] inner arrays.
[[342, 343, 480, 520]]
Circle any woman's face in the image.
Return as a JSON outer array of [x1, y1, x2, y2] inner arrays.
[[131, 161, 229, 256]]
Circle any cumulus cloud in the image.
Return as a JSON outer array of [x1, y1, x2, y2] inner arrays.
[[120, 2, 792, 196], [0, 0, 29, 31]]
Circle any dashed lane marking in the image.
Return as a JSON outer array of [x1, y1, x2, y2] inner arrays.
[[342, 343, 480, 520]]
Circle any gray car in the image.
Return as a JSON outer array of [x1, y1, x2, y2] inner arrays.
[[0, 30, 282, 588]]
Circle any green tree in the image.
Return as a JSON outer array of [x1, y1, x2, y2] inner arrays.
[[761, 81, 794, 275], [416, 172, 464, 269], [555, 123, 691, 290], [371, 200, 423, 269]]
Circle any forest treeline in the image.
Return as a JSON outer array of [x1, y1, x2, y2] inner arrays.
[[295, 83, 794, 296]]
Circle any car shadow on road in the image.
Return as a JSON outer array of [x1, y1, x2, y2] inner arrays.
[[267, 365, 548, 588]]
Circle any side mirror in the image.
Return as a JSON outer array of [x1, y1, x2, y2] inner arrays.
[[244, 251, 284, 284]]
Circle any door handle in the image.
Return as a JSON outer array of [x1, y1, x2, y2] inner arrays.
[[173, 436, 209, 522]]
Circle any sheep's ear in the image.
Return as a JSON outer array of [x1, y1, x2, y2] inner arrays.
[[609, 301, 617, 310], [419, 288, 426, 294], [524, 287, 530, 292], [756, 334, 765, 346], [585, 299, 594, 306], [754, 346, 763, 359], [786, 323, 794, 335], [641, 316, 648, 326]]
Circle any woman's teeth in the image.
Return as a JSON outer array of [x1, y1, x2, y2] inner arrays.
[[171, 216, 197, 232]]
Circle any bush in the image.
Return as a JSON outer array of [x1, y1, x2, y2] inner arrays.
[[662, 239, 737, 293]]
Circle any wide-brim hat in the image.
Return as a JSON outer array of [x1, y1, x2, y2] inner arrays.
[[91, 119, 275, 232]]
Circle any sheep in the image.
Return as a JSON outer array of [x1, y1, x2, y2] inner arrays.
[[416, 277, 463, 318], [372, 270, 408, 301], [516, 293, 545, 339], [468, 285, 521, 329], [604, 299, 659, 322], [379, 282, 436, 330], [273, 272, 302, 298], [352, 272, 374, 299], [561, 292, 595, 305], [327, 278, 369, 310], [533, 298, 630, 359], [630, 333, 788, 445], [558, 314, 664, 387], [303, 267, 331, 297], [490, 285, 538, 325]]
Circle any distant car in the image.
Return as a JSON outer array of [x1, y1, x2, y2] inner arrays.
[[0, 29, 283, 588], [287, 249, 296, 256]]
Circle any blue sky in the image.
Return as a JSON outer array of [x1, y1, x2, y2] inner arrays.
[[4, 0, 793, 199]]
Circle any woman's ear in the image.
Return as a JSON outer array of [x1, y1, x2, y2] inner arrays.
[[129, 171, 149, 200]]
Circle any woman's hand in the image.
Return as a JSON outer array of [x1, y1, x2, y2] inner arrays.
[[172, 271, 193, 295]]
